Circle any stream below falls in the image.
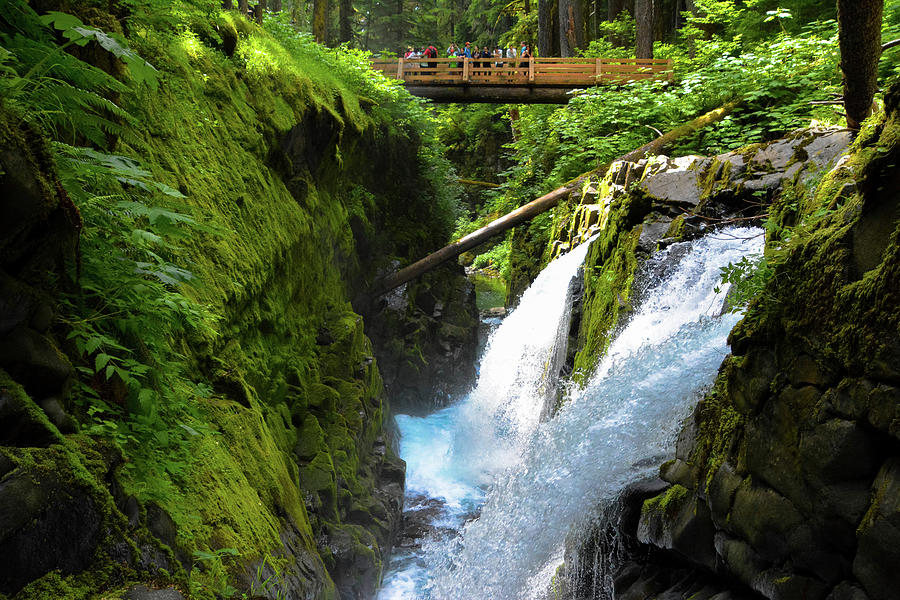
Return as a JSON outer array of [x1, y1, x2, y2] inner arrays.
[[377, 227, 764, 600]]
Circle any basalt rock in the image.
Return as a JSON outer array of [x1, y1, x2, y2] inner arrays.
[[559, 94, 899, 599], [366, 262, 479, 409]]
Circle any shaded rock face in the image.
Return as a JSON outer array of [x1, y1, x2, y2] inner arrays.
[[365, 263, 479, 410], [558, 108, 899, 597], [0, 115, 77, 423]]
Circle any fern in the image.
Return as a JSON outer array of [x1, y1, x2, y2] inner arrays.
[[1, 3, 155, 147]]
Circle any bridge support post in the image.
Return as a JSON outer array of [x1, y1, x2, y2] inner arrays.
[[463, 57, 470, 82], [596, 58, 603, 82], [397, 58, 404, 79]]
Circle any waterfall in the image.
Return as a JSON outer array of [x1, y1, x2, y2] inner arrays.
[[423, 226, 763, 599], [379, 237, 595, 599], [378, 226, 763, 600], [451, 237, 596, 484]]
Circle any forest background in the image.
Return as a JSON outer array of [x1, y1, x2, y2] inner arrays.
[[287, 0, 900, 289]]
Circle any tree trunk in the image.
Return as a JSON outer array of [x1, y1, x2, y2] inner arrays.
[[314, 0, 329, 44], [608, 0, 626, 20], [272, 0, 282, 12], [255, 0, 266, 24], [558, 0, 584, 56], [239, 0, 249, 17], [339, 0, 352, 43], [370, 101, 739, 298], [539, 0, 555, 57], [635, 0, 654, 58], [838, 0, 884, 129], [222, 0, 233, 10]]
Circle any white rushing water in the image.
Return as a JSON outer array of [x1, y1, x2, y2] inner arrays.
[[378, 227, 764, 600]]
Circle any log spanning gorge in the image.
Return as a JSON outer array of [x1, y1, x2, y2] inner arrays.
[[377, 227, 764, 598]]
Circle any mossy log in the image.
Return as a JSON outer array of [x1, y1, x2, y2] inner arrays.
[[371, 101, 739, 298], [459, 178, 501, 188]]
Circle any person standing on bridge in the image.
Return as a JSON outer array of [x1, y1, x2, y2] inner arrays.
[[425, 44, 438, 70], [478, 45, 491, 77], [520, 43, 532, 77], [506, 43, 517, 77], [447, 43, 459, 71]]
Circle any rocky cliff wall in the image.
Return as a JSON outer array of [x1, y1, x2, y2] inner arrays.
[[552, 90, 899, 599]]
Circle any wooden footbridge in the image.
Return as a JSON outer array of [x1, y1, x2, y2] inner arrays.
[[369, 57, 673, 103]]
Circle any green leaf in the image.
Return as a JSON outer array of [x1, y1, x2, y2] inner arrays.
[[39, 11, 84, 31]]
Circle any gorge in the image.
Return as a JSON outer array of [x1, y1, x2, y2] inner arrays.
[[1, 2, 899, 600]]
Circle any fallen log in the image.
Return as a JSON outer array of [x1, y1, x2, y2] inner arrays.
[[370, 101, 739, 298], [459, 178, 501, 188]]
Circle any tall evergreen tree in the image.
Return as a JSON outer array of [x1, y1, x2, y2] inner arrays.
[[314, 0, 329, 44], [339, 0, 353, 43], [538, 0, 558, 56], [558, 0, 584, 56], [838, 0, 883, 128], [635, 0, 653, 57]]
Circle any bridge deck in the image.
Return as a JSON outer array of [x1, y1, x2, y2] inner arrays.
[[370, 57, 673, 102]]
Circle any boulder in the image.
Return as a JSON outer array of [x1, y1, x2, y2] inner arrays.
[[638, 486, 718, 570], [854, 459, 900, 600], [0, 468, 101, 595]]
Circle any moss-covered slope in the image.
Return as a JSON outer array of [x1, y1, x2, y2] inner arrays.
[[0, 5, 461, 598]]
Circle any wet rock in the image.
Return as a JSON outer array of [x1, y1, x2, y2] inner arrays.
[[481, 306, 507, 318], [707, 463, 742, 527], [0, 385, 56, 447], [123, 585, 185, 600], [753, 567, 828, 600], [804, 129, 854, 170], [728, 479, 803, 563], [659, 459, 698, 489], [714, 532, 767, 590], [751, 138, 798, 171], [39, 397, 77, 434], [854, 459, 900, 600], [0, 469, 101, 595], [637, 219, 674, 254], [640, 156, 705, 207], [827, 582, 871, 600], [725, 349, 776, 415], [366, 263, 479, 409], [638, 487, 717, 570]]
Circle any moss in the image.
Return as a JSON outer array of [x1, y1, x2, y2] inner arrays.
[[0, 2, 464, 595], [642, 484, 690, 517]]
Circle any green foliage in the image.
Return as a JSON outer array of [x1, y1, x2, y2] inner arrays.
[[56, 142, 220, 502], [579, 12, 636, 58], [0, 4, 155, 146], [472, 238, 511, 278], [191, 547, 241, 598], [715, 253, 774, 313]]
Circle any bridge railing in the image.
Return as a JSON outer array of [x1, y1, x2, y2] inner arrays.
[[369, 56, 673, 86]]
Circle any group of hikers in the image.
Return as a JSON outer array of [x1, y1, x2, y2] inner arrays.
[[403, 41, 534, 76]]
